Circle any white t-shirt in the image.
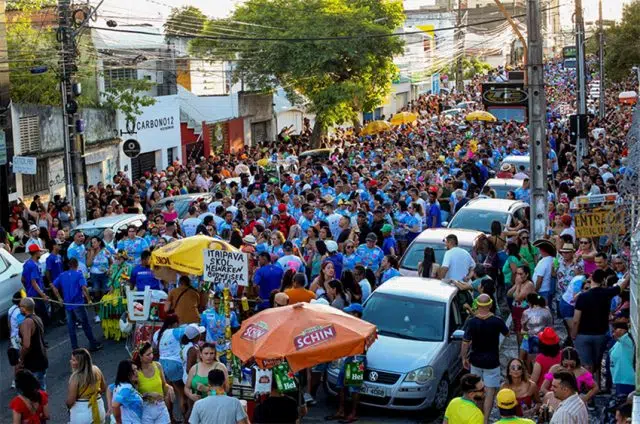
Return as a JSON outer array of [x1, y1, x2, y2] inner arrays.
[[533, 256, 554, 292], [189, 395, 247, 424], [182, 217, 201, 238], [442, 247, 475, 281], [153, 328, 183, 362], [8, 304, 23, 345]]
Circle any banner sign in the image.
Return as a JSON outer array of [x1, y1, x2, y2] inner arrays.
[[203, 249, 249, 286], [12, 156, 36, 174], [574, 206, 625, 238]]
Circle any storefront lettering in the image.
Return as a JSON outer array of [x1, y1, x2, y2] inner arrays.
[[135, 116, 175, 132]]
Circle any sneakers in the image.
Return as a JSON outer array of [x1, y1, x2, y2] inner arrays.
[[89, 343, 104, 353], [11, 380, 15, 389], [304, 392, 317, 406], [94, 315, 101, 324]]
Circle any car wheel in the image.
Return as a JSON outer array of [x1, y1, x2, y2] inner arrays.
[[431, 374, 450, 411]]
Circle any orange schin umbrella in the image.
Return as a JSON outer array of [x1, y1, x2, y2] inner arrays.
[[232, 303, 377, 372]]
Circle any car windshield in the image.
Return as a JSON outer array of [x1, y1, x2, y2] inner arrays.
[[72, 227, 105, 240], [489, 184, 516, 199], [364, 293, 446, 342], [159, 199, 192, 219], [400, 242, 447, 270], [448, 210, 509, 234]]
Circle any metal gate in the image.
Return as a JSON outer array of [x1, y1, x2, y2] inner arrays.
[[251, 121, 268, 144], [131, 151, 156, 181]]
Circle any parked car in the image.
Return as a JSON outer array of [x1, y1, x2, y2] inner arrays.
[[327, 277, 467, 411], [482, 178, 524, 199], [399, 228, 482, 277], [447, 198, 529, 234], [440, 108, 465, 118], [298, 148, 334, 163], [0, 248, 25, 317], [155, 193, 214, 219], [455, 101, 477, 110], [500, 155, 530, 172], [71, 214, 146, 240]]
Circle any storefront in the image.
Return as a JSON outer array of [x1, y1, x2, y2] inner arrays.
[[117, 95, 182, 180]]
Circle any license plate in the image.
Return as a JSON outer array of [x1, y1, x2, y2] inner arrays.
[[360, 384, 386, 397]]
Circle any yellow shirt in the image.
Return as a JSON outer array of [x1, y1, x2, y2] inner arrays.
[[137, 362, 164, 395], [444, 397, 484, 424]]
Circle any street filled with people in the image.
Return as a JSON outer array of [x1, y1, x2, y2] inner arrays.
[[1, 58, 638, 424]]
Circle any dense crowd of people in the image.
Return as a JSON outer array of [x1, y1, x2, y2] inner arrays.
[[2, 58, 638, 424]]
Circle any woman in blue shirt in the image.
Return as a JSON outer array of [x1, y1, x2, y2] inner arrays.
[[403, 203, 423, 245]]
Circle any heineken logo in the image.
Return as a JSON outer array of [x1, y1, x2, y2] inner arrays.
[[294, 325, 336, 350], [241, 322, 269, 341]]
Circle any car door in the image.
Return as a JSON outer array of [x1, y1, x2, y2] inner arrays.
[[0, 249, 24, 316], [444, 293, 466, 378]]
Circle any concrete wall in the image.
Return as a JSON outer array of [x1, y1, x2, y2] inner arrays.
[[238, 91, 274, 145]]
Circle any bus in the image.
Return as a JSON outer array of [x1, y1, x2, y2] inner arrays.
[[562, 46, 577, 69]]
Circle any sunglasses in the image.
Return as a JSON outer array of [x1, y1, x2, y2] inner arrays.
[[346, 246, 354, 249], [579, 240, 590, 244], [510, 364, 523, 371]]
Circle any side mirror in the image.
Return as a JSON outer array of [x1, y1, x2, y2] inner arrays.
[[442, 221, 449, 227], [450, 329, 465, 342]]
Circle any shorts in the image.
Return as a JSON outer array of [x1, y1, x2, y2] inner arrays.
[[142, 400, 170, 424], [470, 365, 501, 388], [90, 273, 109, 292], [312, 362, 329, 373], [160, 359, 183, 383], [521, 336, 540, 354], [559, 299, 575, 319], [70, 396, 106, 424], [574, 333, 607, 367]]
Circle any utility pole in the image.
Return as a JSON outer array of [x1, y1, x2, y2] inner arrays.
[[575, 0, 588, 162], [58, 0, 86, 223], [598, 0, 605, 119], [527, 0, 548, 241], [455, 0, 465, 92], [0, 0, 12, 229]]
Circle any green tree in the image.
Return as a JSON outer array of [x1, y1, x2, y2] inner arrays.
[[603, 1, 640, 82], [441, 56, 492, 80], [189, 0, 405, 147], [101, 78, 156, 126], [164, 5, 207, 36]]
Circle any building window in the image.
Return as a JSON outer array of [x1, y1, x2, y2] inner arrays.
[[104, 67, 137, 91], [18, 116, 40, 154], [22, 160, 48, 195], [167, 147, 174, 165]]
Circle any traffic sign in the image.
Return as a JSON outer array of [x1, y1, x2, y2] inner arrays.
[[123, 139, 141, 158]]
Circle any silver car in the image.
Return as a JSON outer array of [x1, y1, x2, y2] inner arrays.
[[327, 277, 467, 411], [482, 178, 524, 199]]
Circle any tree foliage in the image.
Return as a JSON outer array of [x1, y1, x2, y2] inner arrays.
[[603, 1, 640, 82], [101, 78, 156, 125], [188, 0, 405, 146], [164, 6, 207, 36], [440, 56, 492, 80]]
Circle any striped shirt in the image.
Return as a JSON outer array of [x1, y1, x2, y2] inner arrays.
[[550, 393, 588, 424]]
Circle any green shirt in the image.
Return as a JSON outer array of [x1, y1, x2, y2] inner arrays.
[[502, 255, 522, 287], [519, 245, 539, 270]]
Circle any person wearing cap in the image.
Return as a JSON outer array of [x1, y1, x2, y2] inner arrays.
[[24, 224, 44, 252], [554, 243, 584, 302], [443, 373, 485, 424], [51, 258, 103, 352], [380, 224, 397, 257], [277, 241, 306, 275], [355, 233, 384, 273], [461, 294, 509, 421], [323, 240, 344, 280], [274, 204, 297, 238], [494, 388, 535, 423], [22, 244, 50, 320]]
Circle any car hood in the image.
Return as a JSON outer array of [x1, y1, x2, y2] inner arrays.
[[367, 334, 443, 373]]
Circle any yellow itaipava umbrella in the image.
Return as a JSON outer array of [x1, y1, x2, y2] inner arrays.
[[390, 111, 418, 125], [465, 110, 497, 122], [361, 120, 391, 135], [151, 235, 237, 279]]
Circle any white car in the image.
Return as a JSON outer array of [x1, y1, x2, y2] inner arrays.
[[447, 198, 529, 234], [327, 277, 467, 411], [71, 214, 147, 240], [0, 248, 25, 317], [482, 178, 524, 199], [500, 155, 530, 173], [399, 228, 482, 277]]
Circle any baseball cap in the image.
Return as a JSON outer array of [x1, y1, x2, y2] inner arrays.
[[325, 240, 338, 253], [283, 241, 294, 251], [381, 224, 393, 233], [366, 232, 378, 242], [184, 323, 205, 340], [496, 388, 518, 409], [278, 203, 287, 213], [343, 303, 364, 314], [28, 244, 42, 253]]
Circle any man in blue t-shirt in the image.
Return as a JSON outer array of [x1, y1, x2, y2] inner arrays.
[[51, 258, 102, 352], [22, 244, 48, 319], [45, 240, 64, 284], [254, 252, 284, 310], [426, 191, 442, 229], [130, 250, 162, 291], [201, 295, 240, 363]]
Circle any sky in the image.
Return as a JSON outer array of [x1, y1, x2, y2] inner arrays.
[[99, 0, 629, 23]]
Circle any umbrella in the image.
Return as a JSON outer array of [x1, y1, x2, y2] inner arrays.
[[232, 302, 377, 372], [361, 120, 391, 135], [390, 111, 418, 125], [619, 91, 637, 105], [150, 235, 237, 279], [465, 111, 497, 122]]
